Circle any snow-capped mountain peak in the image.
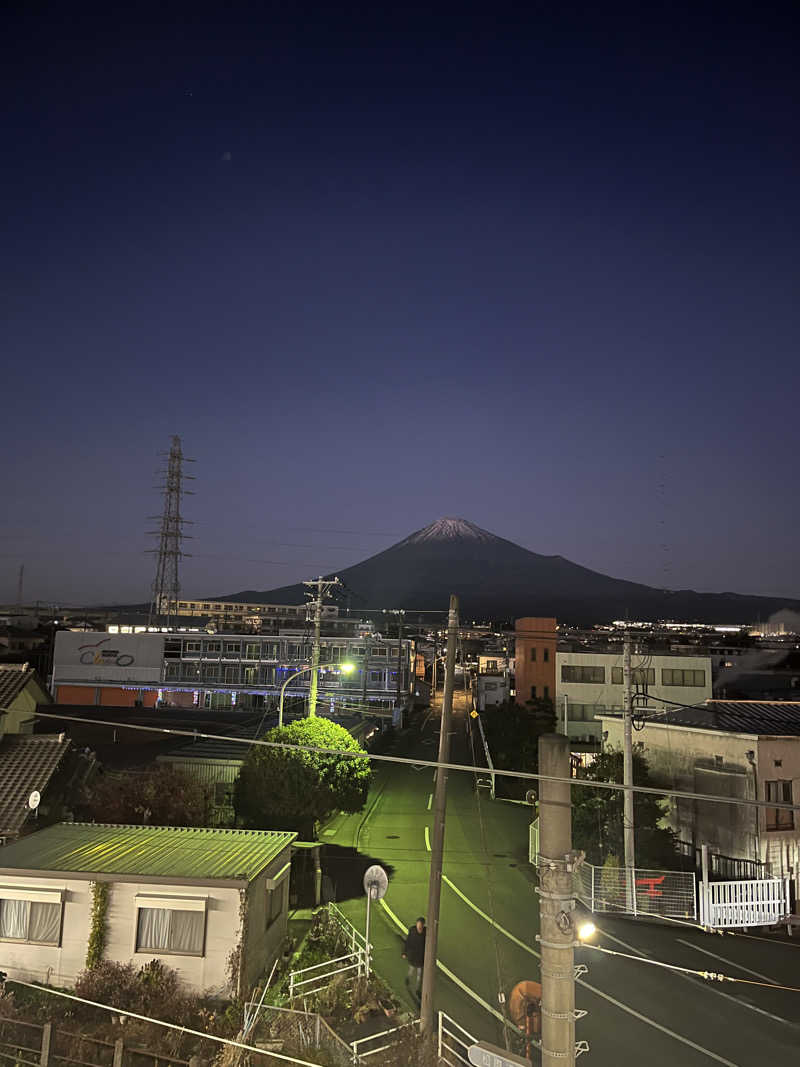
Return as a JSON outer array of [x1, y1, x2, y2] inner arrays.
[[398, 518, 498, 545]]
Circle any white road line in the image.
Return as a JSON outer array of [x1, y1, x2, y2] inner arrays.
[[676, 939, 778, 984], [378, 898, 509, 1026], [442, 877, 742, 1065], [427, 793, 433, 810], [425, 826, 431, 851], [600, 928, 794, 1030]]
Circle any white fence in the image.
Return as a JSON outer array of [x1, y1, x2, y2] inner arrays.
[[699, 877, 790, 929], [288, 902, 371, 999], [574, 861, 697, 920], [351, 1020, 420, 1062], [438, 1011, 477, 1066]]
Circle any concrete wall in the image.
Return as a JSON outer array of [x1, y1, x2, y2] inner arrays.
[[514, 618, 557, 706], [240, 858, 291, 992], [602, 718, 800, 874]]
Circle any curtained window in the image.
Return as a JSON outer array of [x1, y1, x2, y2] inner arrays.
[[0, 899, 61, 944], [136, 907, 205, 955]]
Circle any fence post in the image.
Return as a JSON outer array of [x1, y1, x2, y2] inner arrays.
[[39, 1022, 51, 1066], [591, 864, 595, 913], [437, 1011, 443, 1057], [112, 1038, 124, 1067]]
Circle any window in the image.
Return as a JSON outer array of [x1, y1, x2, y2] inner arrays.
[[486, 660, 498, 671], [374, 647, 387, 657], [661, 668, 706, 687], [202, 604, 210, 610], [530, 686, 537, 699], [0, 896, 61, 944], [267, 886, 283, 927], [201, 664, 220, 682], [136, 904, 205, 955], [223, 665, 240, 684], [611, 667, 656, 686], [184, 641, 202, 653], [561, 665, 605, 684], [243, 667, 257, 684], [543, 686, 550, 699], [244, 643, 261, 659], [543, 648, 550, 663], [204, 642, 221, 654], [370, 671, 382, 682], [224, 643, 241, 655], [766, 780, 794, 831], [567, 704, 604, 722], [529, 648, 536, 662]]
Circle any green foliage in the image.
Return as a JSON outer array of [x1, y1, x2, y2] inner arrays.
[[572, 747, 678, 868], [480, 698, 556, 799], [85, 882, 109, 970], [234, 718, 372, 837], [79, 766, 211, 827]]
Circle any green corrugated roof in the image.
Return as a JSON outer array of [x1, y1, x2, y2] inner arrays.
[[0, 823, 296, 882]]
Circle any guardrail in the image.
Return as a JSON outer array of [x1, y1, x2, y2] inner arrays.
[[351, 1020, 419, 1063], [437, 1011, 477, 1066], [699, 876, 790, 929], [288, 950, 365, 998]]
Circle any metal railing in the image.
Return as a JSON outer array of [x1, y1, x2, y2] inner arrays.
[[574, 861, 697, 920], [245, 1004, 353, 1066], [288, 950, 365, 998], [351, 1020, 419, 1063], [474, 714, 496, 798], [699, 877, 790, 929], [437, 1011, 477, 1067]]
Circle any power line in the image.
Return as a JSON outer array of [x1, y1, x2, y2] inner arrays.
[[24, 708, 800, 815]]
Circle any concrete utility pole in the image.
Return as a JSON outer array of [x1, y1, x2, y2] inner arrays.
[[304, 576, 341, 717], [538, 733, 576, 1066], [622, 628, 636, 911], [420, 594, 459, 1034], [361, 634, 371, 710], [383, 609, 406, 711]]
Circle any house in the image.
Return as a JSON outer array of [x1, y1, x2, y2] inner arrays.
[[0, 822, 296, 996], [0, 734, 91, 842], [0, 663, 52, 735], [600, 701, 800, 877], [475, 674, 509, 711]]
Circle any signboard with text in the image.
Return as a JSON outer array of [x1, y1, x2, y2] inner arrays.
[[53, 631, 165, 684]]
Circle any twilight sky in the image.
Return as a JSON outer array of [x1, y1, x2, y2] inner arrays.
[[3, 3, 799, 605]]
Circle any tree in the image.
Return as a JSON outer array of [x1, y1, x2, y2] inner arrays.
[[234, 717, 372, 838], [572, 747, 678, 868], [78, 766, 211, 826], [480, 698, 556, 799]]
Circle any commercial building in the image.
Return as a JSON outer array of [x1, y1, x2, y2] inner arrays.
[[0, 823, 295, 995], [513, 617, 557, 706], [556, 650, 712, 750], [52, 630, 414, 713], [601, 701, 800, 877], [157, 596, 337, 627]]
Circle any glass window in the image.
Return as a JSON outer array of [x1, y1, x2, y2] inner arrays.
[[184, 641, 202, 653], [530, 686, 537, 699], [374, 647, 387, 657], [544, 686, 550, 699], [267, 886, 283, 926], [201, 664, 220, 681], [529, 648, 536, 662], [224, 665, 240, 683], [244, 643, 261, 659], [0, 899, 61, 944], [370, 671, 382, 682], [136, 908, 204, 955], [561, 665, 605, 684], [204, 642, 221, 654], [244, 667, 257, 684], [224, 643, 241, 655], [543, 648, 550, 663], [611, 667, 656, 685], [766, 780, 794, 831], [661, 668, 706, 687]]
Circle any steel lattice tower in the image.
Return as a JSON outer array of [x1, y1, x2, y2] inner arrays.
[[147, 436, 193, 628]]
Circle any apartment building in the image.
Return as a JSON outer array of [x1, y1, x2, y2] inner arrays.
[[157, 596, 338, 625]]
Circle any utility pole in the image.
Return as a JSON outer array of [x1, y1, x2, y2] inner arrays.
[[383, 609, 406, 712], [16, 565, 24, 607], [537, 733, 576, 1066], [303, 576, 341, 717], [431, 633, 438, 698], [622, 628, 636, 911], [361, 632, 371, 710], [420, 594, 459, 1034]]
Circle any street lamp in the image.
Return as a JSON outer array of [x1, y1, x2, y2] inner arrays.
[[278, 661, 355, 727]]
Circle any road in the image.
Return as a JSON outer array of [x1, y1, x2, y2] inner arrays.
[[323, 699, 800, 1065]]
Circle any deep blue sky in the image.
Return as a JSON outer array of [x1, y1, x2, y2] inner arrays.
[[3, 3, 799, 605]]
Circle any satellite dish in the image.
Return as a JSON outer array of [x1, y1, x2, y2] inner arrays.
[[363, 864, 388, 900], [28, 791, 41, 811]]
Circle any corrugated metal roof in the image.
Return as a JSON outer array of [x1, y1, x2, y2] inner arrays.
[[0, 823, 296, 881], [652, 700, 800, 736]]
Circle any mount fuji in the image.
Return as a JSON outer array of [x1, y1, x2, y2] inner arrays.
[[210, 518, 799, 624]]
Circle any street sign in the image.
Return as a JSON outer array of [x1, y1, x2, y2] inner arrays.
[[467, 1042, 531, 1067]]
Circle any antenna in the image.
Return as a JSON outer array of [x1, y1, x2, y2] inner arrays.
[[16, 564, 24, 607], [147, 436, 194, 629]]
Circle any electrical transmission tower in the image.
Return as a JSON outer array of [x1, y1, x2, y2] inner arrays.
[[303, 576, 341, 716], [147, 436, 194, 628]]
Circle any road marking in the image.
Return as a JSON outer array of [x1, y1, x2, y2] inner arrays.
[[378, 898, 512, 1027], [601, 928, 794, 1030], [676, 938, 778, 984], [425, 826, 431, 851], [427, 793, 433, 810], [443, 877, 742, 1065]]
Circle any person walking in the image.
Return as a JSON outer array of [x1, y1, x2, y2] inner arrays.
[[402, 916, 426, 999]]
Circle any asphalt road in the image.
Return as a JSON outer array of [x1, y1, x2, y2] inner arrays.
[[323, 699, 800, 1065]]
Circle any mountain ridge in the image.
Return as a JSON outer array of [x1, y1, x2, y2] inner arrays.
[[206, 518, 800, 624]]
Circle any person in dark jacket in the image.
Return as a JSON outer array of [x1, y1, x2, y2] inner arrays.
[[402, 917, 426, 997]]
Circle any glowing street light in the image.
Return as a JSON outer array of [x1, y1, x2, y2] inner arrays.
[[577, 920, 597, 942], [278, 661, 355, 727]]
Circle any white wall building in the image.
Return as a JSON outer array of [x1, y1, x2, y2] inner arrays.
[[556, 650, 712, 749], [0, 823, 295, 995]]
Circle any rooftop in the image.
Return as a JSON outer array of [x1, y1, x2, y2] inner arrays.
[[605, 700, 800, 736], [0, 664, 50, 708], [0, 735, 71, 837], [0, 823, 296, 881]]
